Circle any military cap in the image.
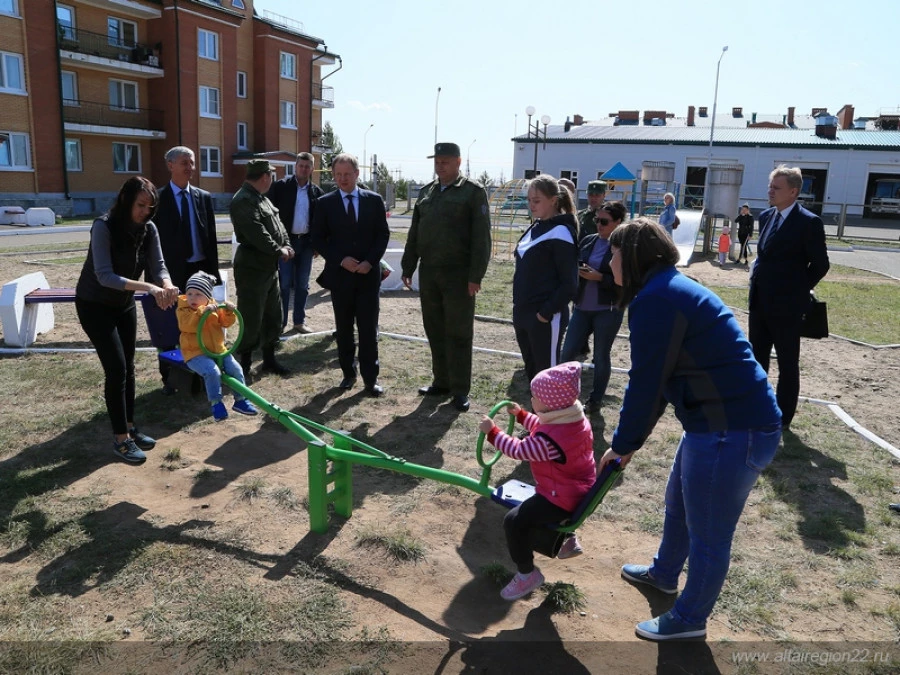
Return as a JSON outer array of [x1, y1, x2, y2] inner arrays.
[[428, 142, 461, 158], [587, 180, 608, 195], [246, 159, 274, 178]]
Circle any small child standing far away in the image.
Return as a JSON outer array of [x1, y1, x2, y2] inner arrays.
[[479, 362, 597, 601], [718, 224, 732, 266], [177, 272, 258, 421]]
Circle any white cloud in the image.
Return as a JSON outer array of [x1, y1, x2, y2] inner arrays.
[[347, 100, 393, 112]]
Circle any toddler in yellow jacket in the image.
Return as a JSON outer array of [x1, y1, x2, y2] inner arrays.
[[177, 272, 258, 421]]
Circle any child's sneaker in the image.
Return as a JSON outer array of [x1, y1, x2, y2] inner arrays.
[[557, 535, 583, 559], [113, 437, 146, 464], [500, 568, 545, 601], [211, 401, 228, 421], [232, 399, 258, 416]]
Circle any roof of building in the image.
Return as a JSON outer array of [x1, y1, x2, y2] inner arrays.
[[513, 125, 900, 150]]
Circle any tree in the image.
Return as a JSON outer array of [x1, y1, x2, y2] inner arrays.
[[319, 121, 343, 184], [375, 162, 392, 187], [477, 170, 494, 189]]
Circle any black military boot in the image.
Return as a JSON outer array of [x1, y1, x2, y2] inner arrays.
[[239, 351, 253, 384], [261, 347, 289, 376]]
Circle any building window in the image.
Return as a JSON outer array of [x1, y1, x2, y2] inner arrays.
[[109, 79, 138, 110], [560, 170, 579, 187], [112, 142, 139, 172], [0, 52, 24, 94], [596, 171, 607, 180], [236, 70, 247, 98], [200, 146, 221, 176], [285, 163, 294, 177], [107, 17, 137, 48], [61, 71, 78, 105], [0, 0, 19, 17], [198, 29, 218, 61], [56, 4, 76, 40], [280, 52, 296, 79], [232, 0, 245, 8], [199, 86, 220, 117], [0, 132, 30, 169], [280, 101, 296, 129], [237, 122, 247, 150], [65, 139, 82, 171]]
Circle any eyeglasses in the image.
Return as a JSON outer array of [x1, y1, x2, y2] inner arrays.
[[597, 217, 612, 226]]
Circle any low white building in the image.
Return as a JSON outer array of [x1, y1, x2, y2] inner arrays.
[[511, 106, 900, 216]]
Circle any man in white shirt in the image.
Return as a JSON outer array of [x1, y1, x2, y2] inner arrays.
[[268, 152, 324, 333]]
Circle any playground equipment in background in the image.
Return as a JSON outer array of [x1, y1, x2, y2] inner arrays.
[[197, 313, 624, 547]]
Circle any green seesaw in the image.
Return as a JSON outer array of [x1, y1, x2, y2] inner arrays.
[[196, 306, 623, 551]]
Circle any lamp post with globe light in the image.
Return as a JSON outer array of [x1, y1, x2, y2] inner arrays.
[[525, 106, 550, 178]]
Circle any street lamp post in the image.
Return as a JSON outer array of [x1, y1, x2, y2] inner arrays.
[[703, 45, 728, 254], [466, 139, 476, 177], [434, 86, 441, 146], [363, 123, 374, 184], [524, 106, 551, 178]]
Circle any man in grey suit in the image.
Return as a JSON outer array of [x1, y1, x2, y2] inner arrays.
[[749, 165, 830, 429]]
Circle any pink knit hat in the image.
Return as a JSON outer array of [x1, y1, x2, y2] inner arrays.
[[530, 362, 582, 411]]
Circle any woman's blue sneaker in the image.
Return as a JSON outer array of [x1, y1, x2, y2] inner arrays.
[[621, 564, 678, 595], [232, 399, 258, 416], [212, 401, 228, 421], [635, 611, 706, 641], [113, 438, 146, 464]]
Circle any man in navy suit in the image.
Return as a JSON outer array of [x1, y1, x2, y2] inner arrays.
[[749, 165, 829, 428], [310, 154, 390, 396], [267, 152, 324, 334], [155, 146, 221, 393]]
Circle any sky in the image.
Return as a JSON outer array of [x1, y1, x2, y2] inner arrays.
[[255, 0, 900, 184]]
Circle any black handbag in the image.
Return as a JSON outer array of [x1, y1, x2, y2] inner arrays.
[[800, 293, 828, 339]]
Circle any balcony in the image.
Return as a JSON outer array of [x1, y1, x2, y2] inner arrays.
[[311, 129, 331, 154], [312, 83, 334, 109], [59, 26, 163, 78], [63, 99, 165, 138]]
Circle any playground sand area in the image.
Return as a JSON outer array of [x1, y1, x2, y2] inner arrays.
[[1, 253, 899, 673]]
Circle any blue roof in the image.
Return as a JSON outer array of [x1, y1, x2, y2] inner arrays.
[[600, 162, 636, 181], [512, 126, 900, 150]]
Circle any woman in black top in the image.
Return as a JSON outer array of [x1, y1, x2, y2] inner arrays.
[[735, 204, 755, 264], [75, 177, 179, 464]]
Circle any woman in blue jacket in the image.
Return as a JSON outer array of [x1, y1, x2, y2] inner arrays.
[[598, 218, 781, 641], [512, 174, 578, 384]]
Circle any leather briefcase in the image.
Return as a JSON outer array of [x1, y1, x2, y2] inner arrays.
[[800, 293, 828, 339]]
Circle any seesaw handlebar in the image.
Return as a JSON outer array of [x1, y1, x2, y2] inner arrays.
[[197, 304, 245, 360]]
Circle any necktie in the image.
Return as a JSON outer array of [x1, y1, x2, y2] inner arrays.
[[346, 194, 356, 222], [763, 212, 781, 250], [180, 189, 191, 233]]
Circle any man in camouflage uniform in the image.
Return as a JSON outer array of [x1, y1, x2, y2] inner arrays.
[[401, 142, 491, 412], [230, 159, 294, 379], [577, 180, 608, 241]]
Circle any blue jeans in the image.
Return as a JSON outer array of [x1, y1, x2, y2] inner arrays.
[[185, 354, 247, 403], [278, 233, 315, 327], [560, 307, 624, 403], [648, 426, 781, 625]]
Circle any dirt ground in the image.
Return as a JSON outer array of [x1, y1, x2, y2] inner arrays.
[[2, 252, 899, 671]]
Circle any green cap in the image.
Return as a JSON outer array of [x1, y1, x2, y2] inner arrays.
[[246, 159, 274, 178], [587, 180, 608, 195], [428, 142, 461, 158]]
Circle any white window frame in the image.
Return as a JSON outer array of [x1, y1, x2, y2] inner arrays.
[[596, 170, 607, 180], [279, 52, 296, 80], [65, 138, 82, 171], [285, 163, 294, 177], [0, 131, 31, 169], [199, 146, 221, 176], [0, 0, 19, 18], [560, 170, 579, 188], [236, 122, 248, 150], [198, 28, 218, 61], [57, 4, 76, 41], [112, 142, 140, 173], [199, 86, 220, 118], [280, 100, 296, 129], [61, 70, 78, 106], [0, 52, 25, 94], [109, 78, 138, 111], [236, 70, 247, 98], [107, 16, 137, 48]]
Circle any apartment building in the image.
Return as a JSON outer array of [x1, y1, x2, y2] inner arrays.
[[0, 0, 339, 216]]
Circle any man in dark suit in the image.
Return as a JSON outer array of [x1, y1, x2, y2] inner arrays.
[[749, 165, 830, 429], [154, 146, 221, 393], [310, 153, 389, 396], [267, 152, 324, 334]]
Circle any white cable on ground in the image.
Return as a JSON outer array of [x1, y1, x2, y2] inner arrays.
[[800, 396, 900, 460]]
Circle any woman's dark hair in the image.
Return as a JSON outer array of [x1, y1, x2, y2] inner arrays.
[[608, 217, 679, 306], [527, 173, 576, 215], [108, 176, 159, 226], [599, 200, 627, 224]]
